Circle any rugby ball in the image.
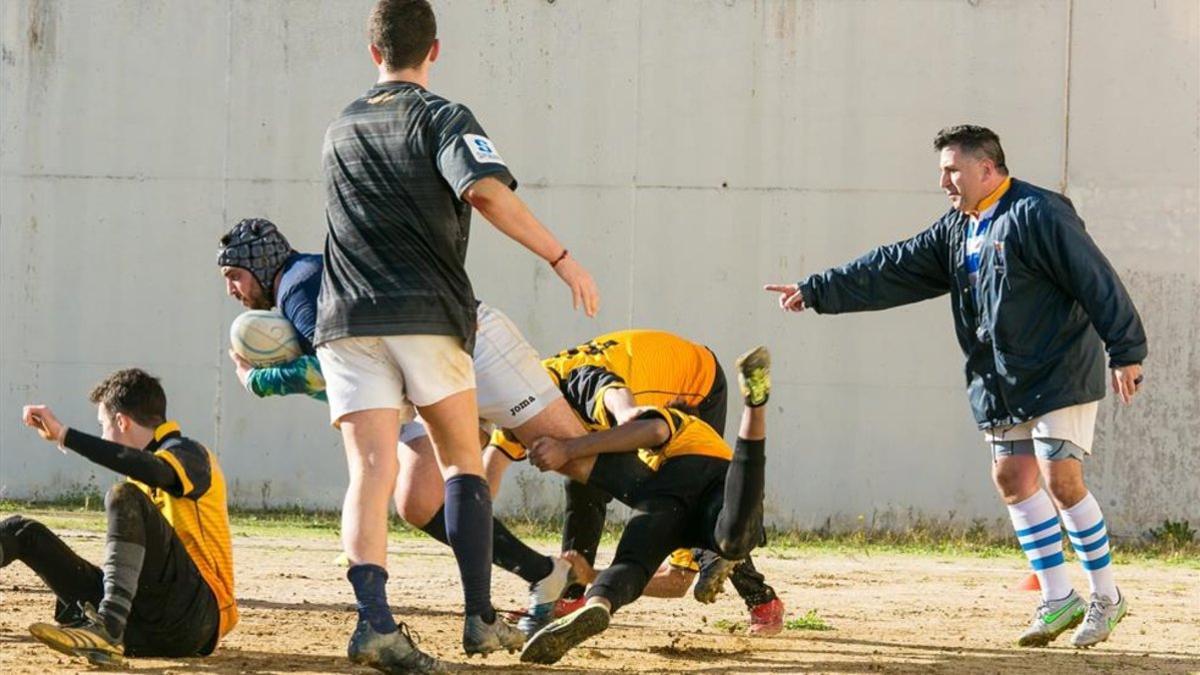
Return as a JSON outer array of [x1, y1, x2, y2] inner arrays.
[[230, 310, 303, 367]]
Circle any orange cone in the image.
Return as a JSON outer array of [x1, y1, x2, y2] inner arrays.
[[1016, 572, 1040, 591]]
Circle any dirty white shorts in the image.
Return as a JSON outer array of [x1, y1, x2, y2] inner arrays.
[[317, 334, 475, 428], [399, 302, 561, 444]]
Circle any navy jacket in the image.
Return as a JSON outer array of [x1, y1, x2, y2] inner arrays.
[[799, 178, 1147, 429]]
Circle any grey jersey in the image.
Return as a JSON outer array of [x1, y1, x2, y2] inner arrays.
[[315, 81, 516, 349]]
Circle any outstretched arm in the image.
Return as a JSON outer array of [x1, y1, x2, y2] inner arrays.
[[765, 220, 953, 314], [464, 176, 599, 317], [21, 405, 180, 491]]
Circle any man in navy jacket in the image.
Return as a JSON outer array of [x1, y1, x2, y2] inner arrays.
[[766, 125, 1146, 649]]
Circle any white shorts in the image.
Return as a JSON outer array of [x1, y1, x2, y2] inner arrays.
[[400, 302, 561, 443], [317, 334, 475, 427], [984, 401, 1099, 454]]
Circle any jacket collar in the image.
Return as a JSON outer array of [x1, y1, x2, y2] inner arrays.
[[966, 176, 1012, 218]]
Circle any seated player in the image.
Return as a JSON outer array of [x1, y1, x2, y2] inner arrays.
[[493, 330, 783, 635], [518, 347, 774, 664], [217, 218, 583, 653], [3, 369, 237, 667]]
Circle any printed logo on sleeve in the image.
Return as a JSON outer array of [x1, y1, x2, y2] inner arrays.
[[463, 133, 505, 165]]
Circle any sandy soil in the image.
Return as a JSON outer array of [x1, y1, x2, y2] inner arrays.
[[1, 527, 1197, 674]]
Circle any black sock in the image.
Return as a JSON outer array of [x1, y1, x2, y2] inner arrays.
[[422, 507, 552, 584], [561, 479, 610, 599], [444, 474, 495, 621], [419, 507, 450, 544], [494, 519, 553, 584], [347, 564, 397, 634], [714, 438, 766, 559]]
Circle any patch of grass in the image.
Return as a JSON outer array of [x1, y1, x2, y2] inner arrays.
[[761, 522, 1015, 560], [1148, 519, 1195, 547], [712, 618, 745, 633], [785, 609, 833, 631], [3, 499, 1197, 567]]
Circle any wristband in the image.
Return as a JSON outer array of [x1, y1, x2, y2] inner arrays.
[[550, 249, 569, 268]]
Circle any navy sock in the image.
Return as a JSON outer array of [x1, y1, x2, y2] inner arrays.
[[347, 564, 397, 634], [421, 506, 551, 583], [419, 508, 450, 544], [444, 474, 495, 621], [494, 518, 554, 584]]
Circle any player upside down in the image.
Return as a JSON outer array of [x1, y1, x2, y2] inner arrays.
[[518, 346, 773, 665], [488, 330, 783, 635]]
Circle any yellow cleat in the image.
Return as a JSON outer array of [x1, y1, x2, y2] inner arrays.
[[29, 618, 124, 668], [735, 346, 771, 407]]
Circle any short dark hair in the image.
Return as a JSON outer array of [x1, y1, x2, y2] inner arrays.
[[89, 368, 167, 428], [933, 125, 1008, 174], [368, 0, 437, 72]]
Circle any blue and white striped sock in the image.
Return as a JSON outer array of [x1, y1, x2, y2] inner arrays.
[[1007, 490, 1073, 602], [1060, 492, 1117, 600]]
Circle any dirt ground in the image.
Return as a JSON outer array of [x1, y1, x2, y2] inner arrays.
[[1, 526, 1197, 674]]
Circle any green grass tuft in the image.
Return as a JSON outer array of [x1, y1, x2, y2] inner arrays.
[[785, 609, 833, 631]]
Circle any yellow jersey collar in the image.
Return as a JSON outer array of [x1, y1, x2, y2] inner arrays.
[[149, 420, 182, 449], [967, 176, 1011, 218]]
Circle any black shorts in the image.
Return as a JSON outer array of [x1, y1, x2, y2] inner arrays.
[[629, 455, 729, 549], [585, 452, 655, 506]]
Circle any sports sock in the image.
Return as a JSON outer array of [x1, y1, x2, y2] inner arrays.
[[561, 479, 609, 599], [98, 539, 144, 639], [1059, 492, 1117, 600], [421, 507, 552, 584], [444, 474, 495, 621], [1006, 490, 1073, 602], [713, 438, 766, 559], [347, 564, 398, 634], [101, 486, 150, 640]]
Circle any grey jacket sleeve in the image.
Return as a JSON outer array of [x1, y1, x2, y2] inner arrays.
[[1025, 198, 1148, 367], [799, 221, 953, 314]]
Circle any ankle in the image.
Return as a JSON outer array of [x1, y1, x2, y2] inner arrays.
[[584, 597, 612, 613]]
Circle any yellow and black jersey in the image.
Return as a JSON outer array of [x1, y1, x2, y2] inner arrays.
[[132, 421, 238, 639], [490, 406, 731, 469], [543, 330, 717, 428], [630, 407, 732, 470]]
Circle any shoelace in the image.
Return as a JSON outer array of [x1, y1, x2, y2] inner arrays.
[[396, 621, 423, 648], [81, 603, 106, 628], [1084, 599, 1109, 624]]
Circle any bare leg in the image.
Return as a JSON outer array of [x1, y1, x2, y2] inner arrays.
[[339, 409, 402, 566]]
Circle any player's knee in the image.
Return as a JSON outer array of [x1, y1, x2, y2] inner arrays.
[[715, 530, 756, 560], [0, 515, 46, 565], [394, 495, 440, 529], [105, 483, 148, 515], [991, 465, 1035, 504], [1046, 471, 1087, 509], [0, 514, 32, 536]]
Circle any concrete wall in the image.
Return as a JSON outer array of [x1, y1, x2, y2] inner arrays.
[[2, 0, 1197, 536]]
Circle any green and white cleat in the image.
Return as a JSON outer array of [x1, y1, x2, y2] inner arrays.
[[1071, 590, 1128, 648], [736, 346, 771, 407], [520, 604, 610, 665], [1017, 590, 1085, 647]]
